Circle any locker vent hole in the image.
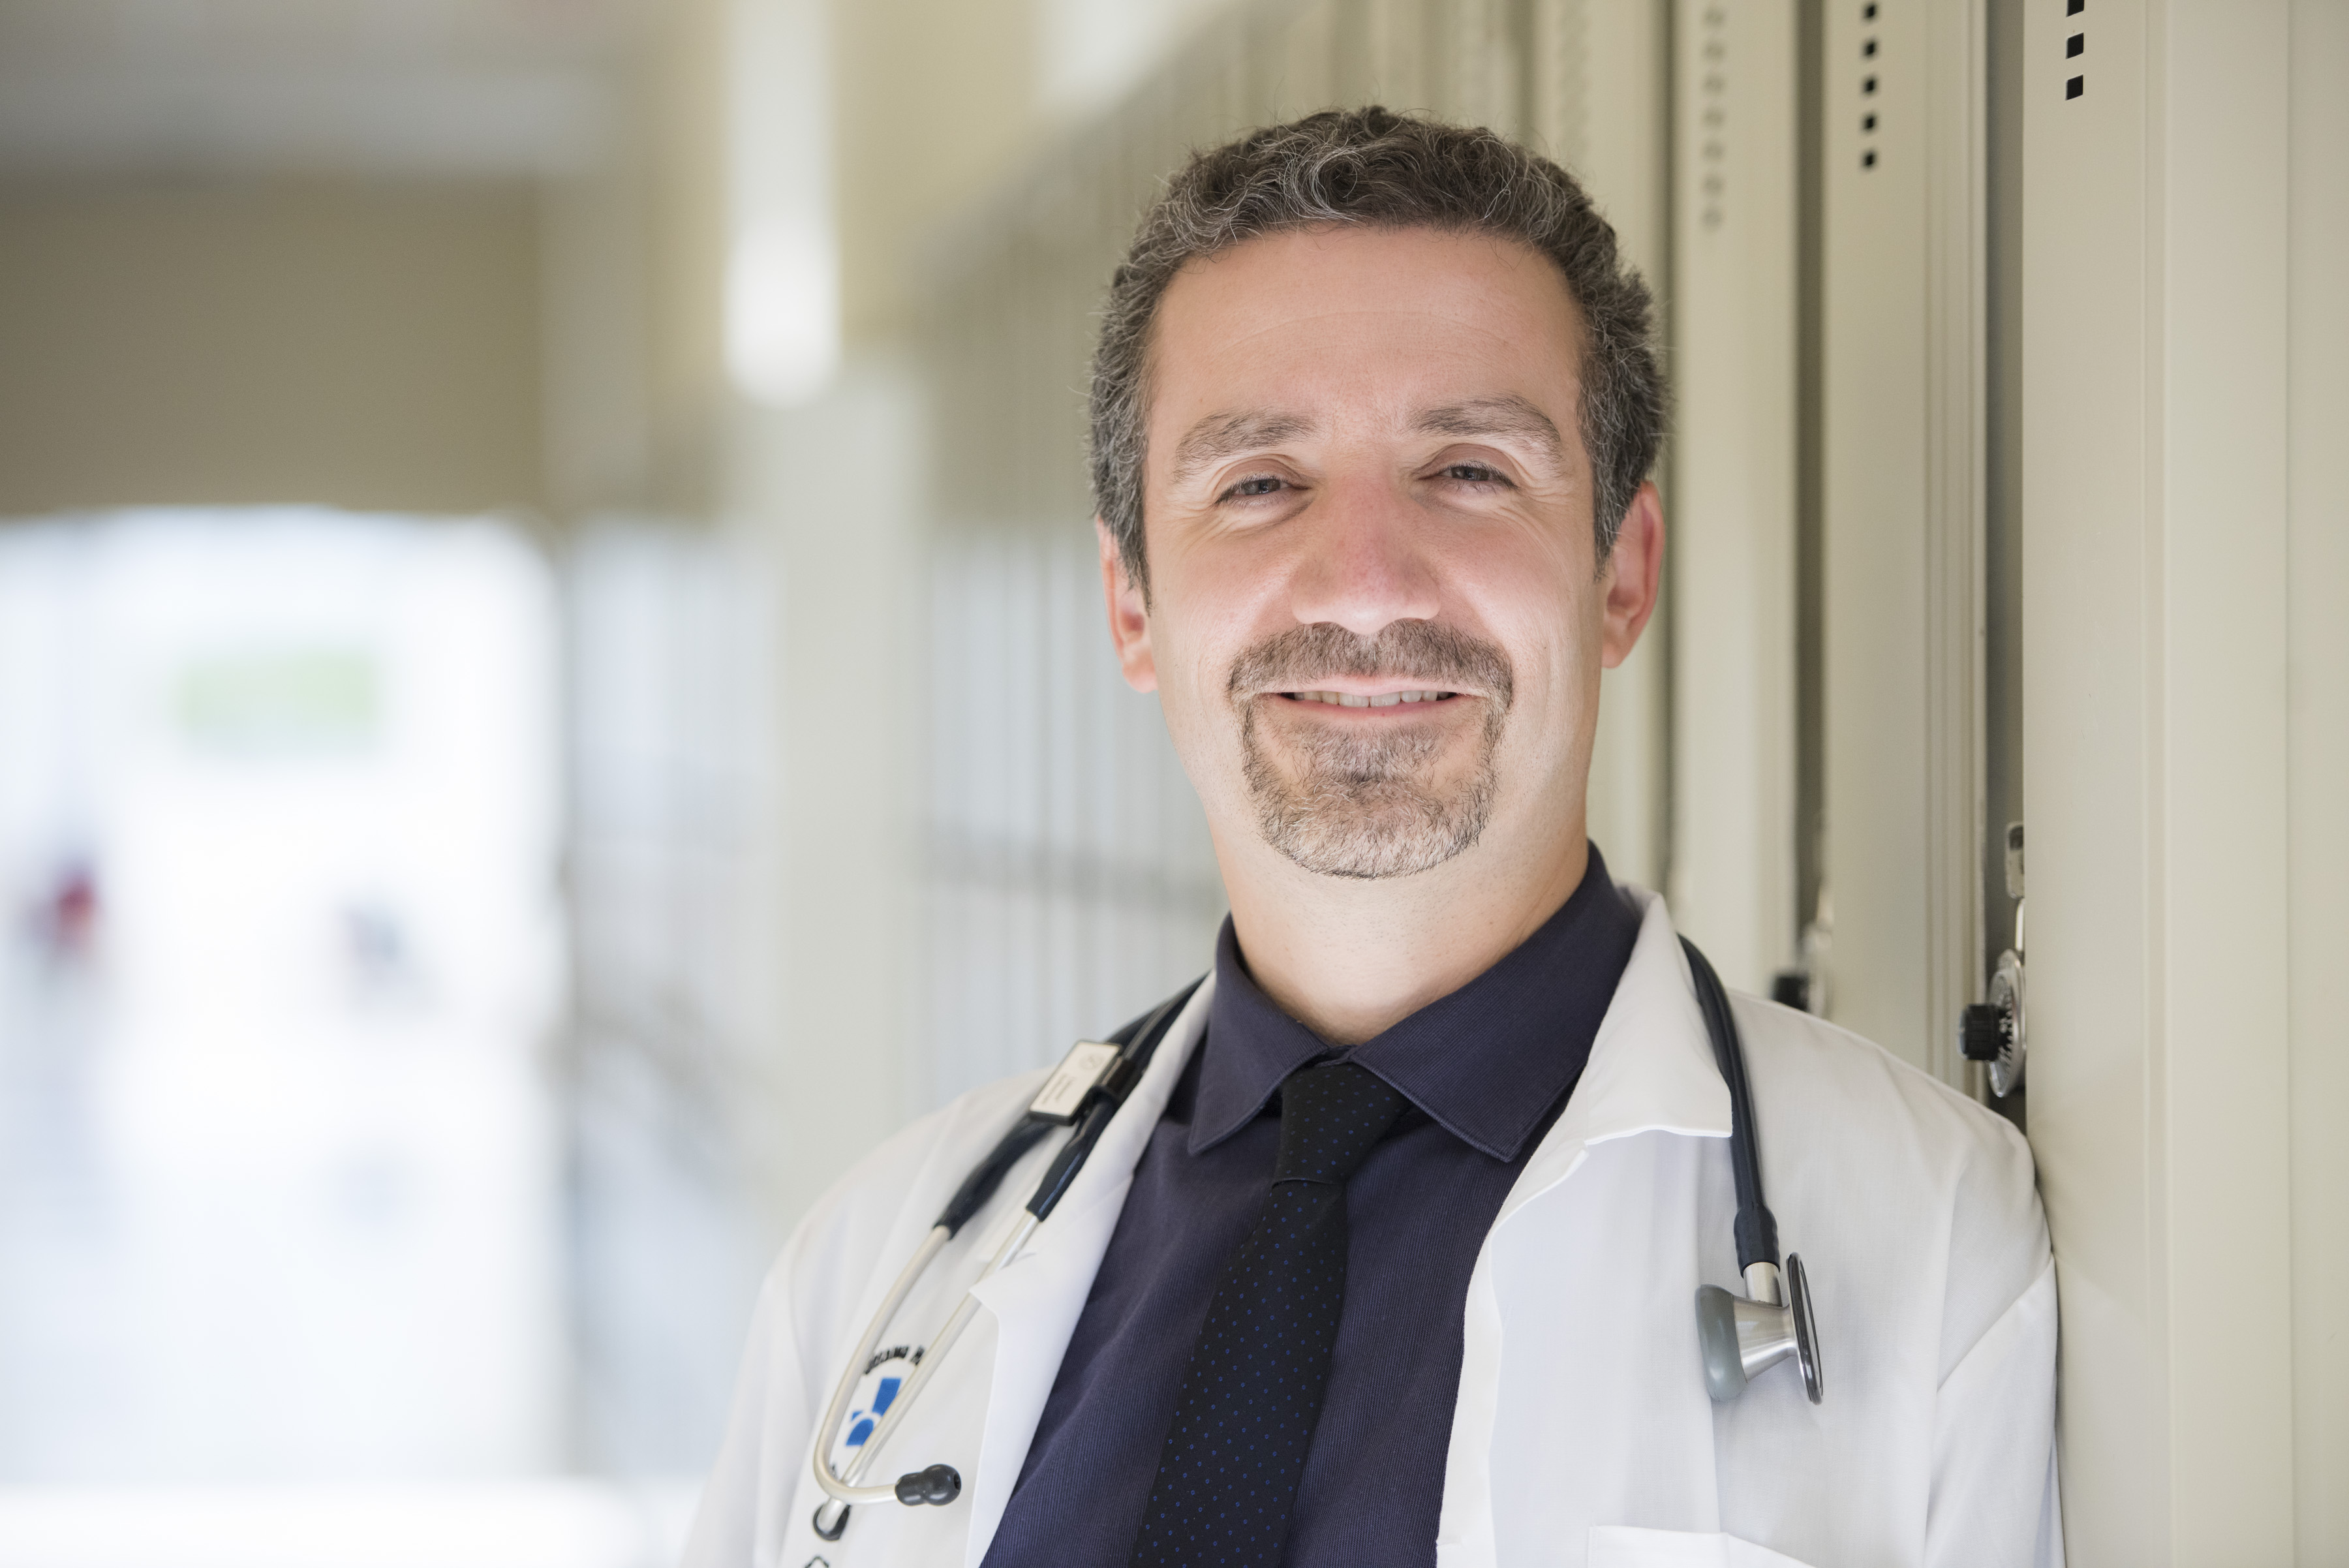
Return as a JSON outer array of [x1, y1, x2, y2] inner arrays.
[[1699, 5, 1728, 229], [1858, 5, 1881, 171]]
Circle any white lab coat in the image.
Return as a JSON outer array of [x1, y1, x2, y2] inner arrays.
[[684, 891, 2061, 1568]]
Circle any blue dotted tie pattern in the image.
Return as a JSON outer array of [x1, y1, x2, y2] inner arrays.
[[1128, 1061, 1409, 1567]]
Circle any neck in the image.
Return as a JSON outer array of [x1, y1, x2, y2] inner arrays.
[[1214, 807, 1592, 1046]]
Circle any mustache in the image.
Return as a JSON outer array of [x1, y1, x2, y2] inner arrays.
[[1225, 621, 1514, 707]]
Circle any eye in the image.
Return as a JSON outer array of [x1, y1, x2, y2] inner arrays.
[[1220, 474, 1288, 501], [1439, 461, 1510, 486]]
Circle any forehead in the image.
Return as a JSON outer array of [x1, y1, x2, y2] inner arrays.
[[1146, 225, 1587, 430]]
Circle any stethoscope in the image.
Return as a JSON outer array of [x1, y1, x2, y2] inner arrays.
[[808, 981, 1203, 1541], [1681, 937, 1824, 1408], [810, 938, 1819, 1543]]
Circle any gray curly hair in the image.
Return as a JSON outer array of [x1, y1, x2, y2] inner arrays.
[[1089, 106, 1666, 592]]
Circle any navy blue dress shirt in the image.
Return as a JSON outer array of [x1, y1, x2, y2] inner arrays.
[[981, 847, 1642, 1568]]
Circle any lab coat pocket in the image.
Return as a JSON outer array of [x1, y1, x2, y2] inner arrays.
[[1586, 1526, 1815, 1568]]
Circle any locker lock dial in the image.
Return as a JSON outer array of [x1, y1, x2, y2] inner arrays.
[[1958, 949, 2025, 1098], [1959, 824, 2028, 1098]]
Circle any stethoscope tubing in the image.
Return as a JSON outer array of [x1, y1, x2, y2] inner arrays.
[[1680, 936, 1781, 1276], [811, 1225, 948, 1507], [812, 1214, 1035, 1507], [809, 980, 1201, 1520]]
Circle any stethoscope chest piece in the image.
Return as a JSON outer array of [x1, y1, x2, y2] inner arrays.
[[1695, 1253, 1822, 1405]]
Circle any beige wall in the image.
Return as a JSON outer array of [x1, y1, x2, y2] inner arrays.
[[833, 0, 1043, 346], [641, 0, 731, 508], [2288, 1, 2347, 1555], [0, 181, 544, 517]]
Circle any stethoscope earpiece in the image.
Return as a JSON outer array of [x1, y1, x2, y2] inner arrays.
[[894, 1464, 962, 1506], [805, 1419, 968, 1539], [1695, 1253, 1822, 1405]]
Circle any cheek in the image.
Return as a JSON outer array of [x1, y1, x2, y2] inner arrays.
[[1139, 608, 1233, 761], [1460, 600, 1604, 776], [1151, 553, 1287, 702], [1437, 543, 1593, 679]]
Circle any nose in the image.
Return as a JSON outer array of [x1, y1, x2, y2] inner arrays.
[[1285, 476, 1442, 637]]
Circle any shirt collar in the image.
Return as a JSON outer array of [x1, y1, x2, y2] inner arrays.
[[1188, 846, 1644, 1161]]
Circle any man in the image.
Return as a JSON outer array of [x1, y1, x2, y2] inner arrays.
[[685, 110, 2058, 1568]]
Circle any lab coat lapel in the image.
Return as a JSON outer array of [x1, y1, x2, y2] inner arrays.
[[1503, 891, 1732, 1222], [1438, 893, 1734, 1567], [956, 977, 1216, 1568]]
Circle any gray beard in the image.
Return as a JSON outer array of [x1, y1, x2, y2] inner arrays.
[[1229, 623, 1514, 880]]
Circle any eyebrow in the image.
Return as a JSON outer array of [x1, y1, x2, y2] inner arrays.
[[1413, 397, 1566, 464], [1168, 410, 1317, 489]]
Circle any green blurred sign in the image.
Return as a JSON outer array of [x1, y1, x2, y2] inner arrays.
[[176, 648, 380, 752]]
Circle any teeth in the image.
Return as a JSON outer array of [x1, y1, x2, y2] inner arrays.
[[1289, 690, 1452, 707]]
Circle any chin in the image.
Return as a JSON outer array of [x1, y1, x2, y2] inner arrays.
[[1248, 767, 1498, 880]]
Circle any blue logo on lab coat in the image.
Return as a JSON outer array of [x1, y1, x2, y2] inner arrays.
[[844, 1375, 902, 1447]]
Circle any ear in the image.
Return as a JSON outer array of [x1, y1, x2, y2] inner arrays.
[[1098, 518, 1158, 692], [1599, 481, 1664, 670]]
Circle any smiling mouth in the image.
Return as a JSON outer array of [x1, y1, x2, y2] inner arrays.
[[1279, 689, 1462, 709]]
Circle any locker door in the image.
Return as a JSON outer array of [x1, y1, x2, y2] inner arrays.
[[1816, 0, 1985, 1085], [1668, 0, 1800, 994], [2019, 1, 2302, 1556]]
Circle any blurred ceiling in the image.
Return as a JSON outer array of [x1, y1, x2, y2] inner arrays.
[[0, 0, 656, 177]]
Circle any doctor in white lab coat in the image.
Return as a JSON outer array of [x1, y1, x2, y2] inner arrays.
[[684, 108, 2059, 1568]]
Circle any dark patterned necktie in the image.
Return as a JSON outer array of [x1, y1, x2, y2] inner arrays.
[[1129, 1060, 1409, 1567]]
